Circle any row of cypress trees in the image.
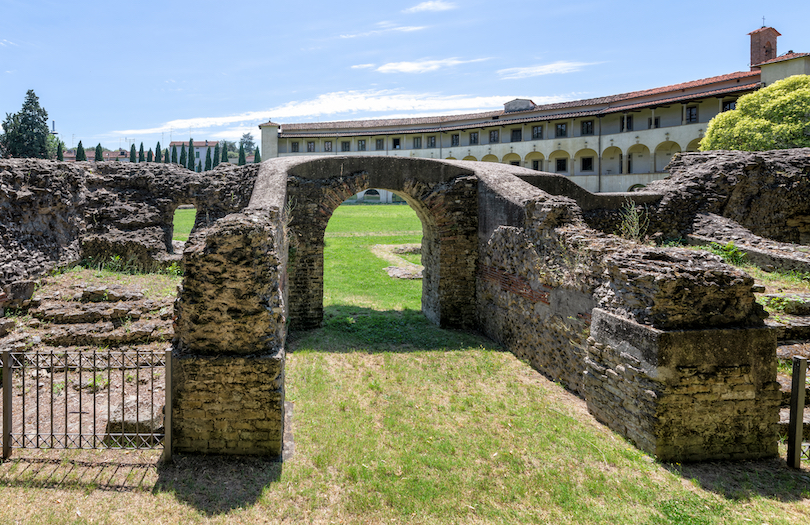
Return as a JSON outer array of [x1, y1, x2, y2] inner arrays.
[[65, 139, 262, 171]]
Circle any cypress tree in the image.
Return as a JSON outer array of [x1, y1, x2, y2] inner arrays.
[[138, 142, 145, 163], [130, 144, 136, 163], [147, 149, 153, 162], [253, 146, 261, 163], [196, 160, 202, 172], [204, 148, 212, 171], [155, 141, 162, 163], [164, 149, 169, 163], [95, 143, 103, 161], [212, 143, 220, 168], [187, 138, 195, 171], [237, 143, 246, 166], [76, 141, 86, 161], [171, 145, 178, 164], [56, 142, 63, 161], [221, 143, 228, 164], [179, 144, 187, 167]]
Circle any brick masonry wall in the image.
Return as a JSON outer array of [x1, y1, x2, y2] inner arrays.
[[586, 309, 780, 461], [171, 353, 285, 456]]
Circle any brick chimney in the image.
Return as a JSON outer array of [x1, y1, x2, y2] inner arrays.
[[749, 27, 780, 69]]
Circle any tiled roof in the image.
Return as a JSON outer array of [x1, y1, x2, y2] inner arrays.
[[748, 27, 781, 36], [269, 70, 761, 134], [168, 141, 219, 148], [755, 51, 810, 66]]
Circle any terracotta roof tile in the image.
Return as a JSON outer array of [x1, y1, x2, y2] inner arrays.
[[748, 27, 781, 36], [754, 51, 810, 66], [168, 141, 219, 148], [269, 70, 761, 134]]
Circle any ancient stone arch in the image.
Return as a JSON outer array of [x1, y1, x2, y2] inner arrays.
[[284, 156, 478, 329]]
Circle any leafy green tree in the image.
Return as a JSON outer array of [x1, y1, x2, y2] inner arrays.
[[155, 141, 162, 163], [701, 75, 810, 151], [164, 149, 169, 163], [221, 143, 228, 164], [147, 148, 153, 162], [95, 143, 103, 161], [0, 90, 50, 158], [212, 143, 220, 168], [130, 144, 137, 163], [171, 145, 178, 164], [239, 133, 255, 154], [204, 148, 212, 171], [56, 141, 63, 161], [238, 143, 246, 165], [76, 141, 87, 161], [253, 146, 261, 163], [138, 142, 145, 163], [46, 134, 65, 160], [179, 144, 187, 167], [187, 138, 195, 171]]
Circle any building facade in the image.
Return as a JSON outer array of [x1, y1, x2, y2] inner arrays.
[[260, 28, 809, 193]]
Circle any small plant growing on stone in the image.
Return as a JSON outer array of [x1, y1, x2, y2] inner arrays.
[[86, 373, 109, 392], [702, 241, 746, 266], [617, 197, 649, 243]]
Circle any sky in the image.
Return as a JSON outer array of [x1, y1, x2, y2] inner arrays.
[[2, 0, 809, 153]]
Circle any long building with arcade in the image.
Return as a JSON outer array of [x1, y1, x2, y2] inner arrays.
[[260, 27, 809, 193]]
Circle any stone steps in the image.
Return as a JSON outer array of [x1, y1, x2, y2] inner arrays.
[[30, 299, 172, 325]]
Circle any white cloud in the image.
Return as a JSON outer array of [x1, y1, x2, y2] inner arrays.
[[403, 1, 457, 13], [0, 39, 18, 47], [340, 24, 424, 39], [351, 63, 376, 69], [112, 89, 575, 138], [497, 61, 596, 80], [377, 58, 487, 74]]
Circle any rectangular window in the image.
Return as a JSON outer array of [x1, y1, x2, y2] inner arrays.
[[195, 151, 200, 158], [532, 126, 543, 140], [581, 120, 594, 136], [413, 137, 422, 149], [307, 141, 315, 152], [511, 129, 522, 142], [510, 161, 519, 166], [489, 130, 499, 143], [555, 158, 567, 172], [358, 140, 366, 151], [341, 141, 351, 152], [722, 100, 736, 112], [427, 136, 436, 148], [375, 139, 384, 151], [469, 132, 479, 145], [581, 157, 594, 172], [451, 134, 459, 147], [291, 141, 300, 153], [532, 159, 541, 171], [392, 138, 401, 150], [648, 117, 660, 129], [555, 123, 567, 138], [621, 115, 633, 132], [686, 106, 698, 122], [324, 141, 332, 152]]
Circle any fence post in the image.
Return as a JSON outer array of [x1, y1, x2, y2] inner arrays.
[[161, 349, 172, 463], [787, 356, 807, 469], [3, 351, 11, 460]]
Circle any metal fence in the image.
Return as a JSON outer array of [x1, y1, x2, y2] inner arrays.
[[787, 356, 808, 469], [2, 348, 171, 461]]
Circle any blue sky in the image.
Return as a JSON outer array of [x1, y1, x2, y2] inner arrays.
[[2, 0, 808, 152]]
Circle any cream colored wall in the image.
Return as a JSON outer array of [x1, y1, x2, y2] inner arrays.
[[761, 58, 810, 86]]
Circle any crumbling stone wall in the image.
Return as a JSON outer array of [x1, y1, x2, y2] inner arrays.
[[285, 156, 478, 329], [475, 167, 779, 460]]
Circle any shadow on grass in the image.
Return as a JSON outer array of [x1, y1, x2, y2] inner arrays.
[[663, 457, 810, 502], [154, 454, 282, 515], [288, 305, 503, 353]]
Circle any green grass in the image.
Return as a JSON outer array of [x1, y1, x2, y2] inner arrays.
[[172, 207, 197, 241], [1, 204, 808, 524]]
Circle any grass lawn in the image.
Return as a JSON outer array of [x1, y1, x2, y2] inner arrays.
[[172, 207, 197, 242], [1, 204, 808, 524]]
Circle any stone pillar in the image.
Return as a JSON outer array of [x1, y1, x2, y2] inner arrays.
[[586, 309, 780, 462], [171, 209, 288, 456]]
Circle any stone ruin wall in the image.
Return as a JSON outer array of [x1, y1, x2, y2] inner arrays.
[[0, 158, 259, 307], [475, 166, 781, 461]]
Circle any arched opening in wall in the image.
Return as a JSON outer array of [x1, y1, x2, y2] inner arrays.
[[686, 138, 702, 152], [462, 155, 478, 161], [627, 144, 651, 174], [601, 146, 622, 175], [654, 141, 681, 173], [171, 204, 197, 254], [524, 152, 545, 171], [573, 148, 597, 176], [548, 150, 570, 175], [321, 189, 426, 334], [481, 154, 498, 163], [502, 153, 521, 166]]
